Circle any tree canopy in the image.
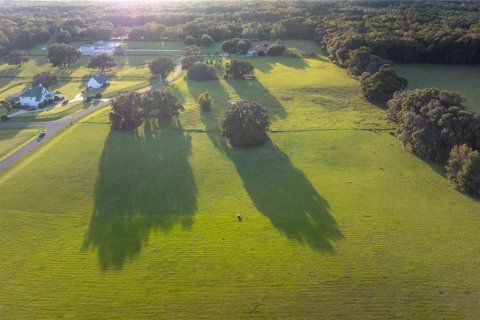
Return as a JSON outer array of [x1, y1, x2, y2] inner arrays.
[[224, 60, 255, 80], [220, 100, 271, 147], [87, 54, 117, 71], [148, 56, 176, 80], [47, 43, 81, 68], [187, 62, 218, 81], [3, 50, 29, 67], [33, 72, 58, 89], [360, 65, 407, 104]]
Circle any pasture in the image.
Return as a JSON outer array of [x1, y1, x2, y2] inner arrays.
[[1, 44, 480, 319], [0, 128, 40, 160], [395, 64, 480, 114]]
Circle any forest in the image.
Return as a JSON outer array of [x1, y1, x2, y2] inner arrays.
[[2, 1, 480, 64]]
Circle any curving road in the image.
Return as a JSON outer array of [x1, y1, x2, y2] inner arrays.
[[0, 59, 183, 172]]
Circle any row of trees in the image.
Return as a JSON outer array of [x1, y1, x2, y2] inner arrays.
[[109, 89, 183, 130], [387, 88, 480, 196], [4, 1, 480, 66]]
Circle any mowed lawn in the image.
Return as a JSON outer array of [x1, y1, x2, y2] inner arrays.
[[0, 128, 40, 160], [395, 64, 480, 114], [1, 55, 480, 319]]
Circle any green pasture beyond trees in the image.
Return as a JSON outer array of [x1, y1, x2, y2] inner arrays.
[[395, 64, 480, 114], [1, 43, 480, 318]]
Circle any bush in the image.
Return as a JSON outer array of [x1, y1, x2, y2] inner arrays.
[[187, 62, 218, 81], [446, 144, 480, 196], [94, 93, 102, 99], [1, 115, 9, 121], [220, 100, 271, 147], [267, 43, 286, 56], [197, 92, 213, 111]]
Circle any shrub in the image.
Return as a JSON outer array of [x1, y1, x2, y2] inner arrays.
[[197, 92, 213, 111], [267, 43, 286, 56], [187, 62, 218, 81], [220, 100, 271, 147], [1, 115, 9, 121], [446, 144, 480, 196], [94, 93, 102, 99]]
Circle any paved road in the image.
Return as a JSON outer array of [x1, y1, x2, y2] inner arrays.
[[0, 59, 183, 172]]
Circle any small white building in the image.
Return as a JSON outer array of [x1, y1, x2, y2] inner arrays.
[[87, 74, 108, 89], [19, 84, 52, 108], [246, 49, 257, 57]]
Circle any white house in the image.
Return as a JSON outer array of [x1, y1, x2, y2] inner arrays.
[[19, 84, 52, 108], [87, 74, 108, 89]]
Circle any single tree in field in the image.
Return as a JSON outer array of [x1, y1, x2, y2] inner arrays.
[[197, 92, 213, 111], [149, 56, 175, 81], [4, 50, 29, 67], [224, 60, 255, 79], [109, 92, 144, 130], [87, 54, 117, 72], [142, 88, 184, 121], [221, 38, 240, 54], [47, 43, 81, 68], [33, 72, 59, 88], [221, 100, 271, 147]]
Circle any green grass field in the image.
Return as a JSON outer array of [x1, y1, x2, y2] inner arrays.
[[1, 44, 480, 319], [0, 128, 40, 160], [395, 64, 480, 114]]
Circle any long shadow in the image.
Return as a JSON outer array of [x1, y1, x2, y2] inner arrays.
[[225, 139, 342, 252], [83, 121, 197, 270], [251, 57, 309, 73], [199, 103, 342, 251], [227, 78, 287, 120]]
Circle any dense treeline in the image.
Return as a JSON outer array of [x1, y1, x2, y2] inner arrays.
[[3, 1, 480, 65]]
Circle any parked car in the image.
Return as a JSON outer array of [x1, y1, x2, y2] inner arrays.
[[38, 131, 46, 138], [62, 100, 69, 105]]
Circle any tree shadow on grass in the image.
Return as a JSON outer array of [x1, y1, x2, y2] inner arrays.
[[227, 78, 287, 120], [83, 121, 197, 270], [198, 111, 343, 253], [225, 139, 343, 252], [251, 57, 309, 73]]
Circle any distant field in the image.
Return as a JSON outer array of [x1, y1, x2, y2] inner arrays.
[[0, 128, 40, 160], [395, 64, 480, 114], [1, 54, 479, 319]]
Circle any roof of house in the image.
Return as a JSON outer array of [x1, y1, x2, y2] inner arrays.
[[20, 84, 50, 102], [91, 74, 107, 84]]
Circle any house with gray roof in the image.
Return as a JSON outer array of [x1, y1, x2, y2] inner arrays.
[[87, 74, 109, 89], [19, 84, 52, 108]]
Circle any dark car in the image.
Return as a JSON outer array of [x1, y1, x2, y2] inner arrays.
[[62, 100, 69, 105], [38, 131, 46, 138]]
